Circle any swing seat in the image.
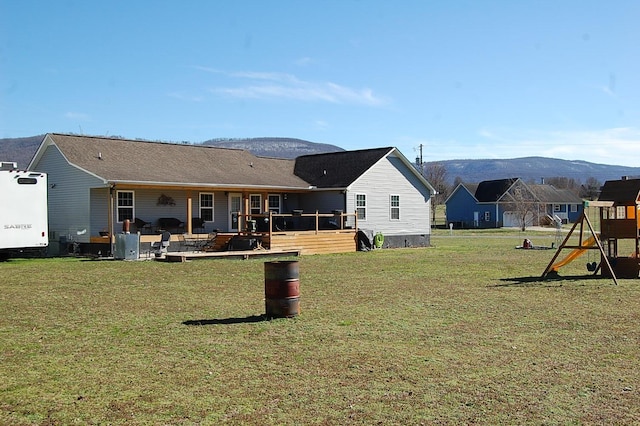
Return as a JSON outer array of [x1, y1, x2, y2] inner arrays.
[[586, 261, 597, 272]]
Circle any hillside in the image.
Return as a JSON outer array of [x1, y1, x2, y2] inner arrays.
[[0, 135, 45, 169], [201, 137, 344, 158], [426, 157, 640, 185]]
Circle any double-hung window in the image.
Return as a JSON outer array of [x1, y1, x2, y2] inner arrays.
[[268, 194, 281, 213], [200, 193, 214, 221], [250, 194, 262, 215], [117, 191, 134, 223], [356, 194, 367, 220], [390, 195, 400, 220]]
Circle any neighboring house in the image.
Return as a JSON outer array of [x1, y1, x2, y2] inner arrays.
[[28, 134, 435, 255], [445, 178, 583, 228], [444, 182, 480, 228], [527, 184, 583, 224], [446, 178, 519, 228]]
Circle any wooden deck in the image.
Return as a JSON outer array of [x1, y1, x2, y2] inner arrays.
[[100, 213, 358, 259], [163, 248, 301, 262]]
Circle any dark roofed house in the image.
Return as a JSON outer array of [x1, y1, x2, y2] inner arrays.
[[29, 134, 435, 256]]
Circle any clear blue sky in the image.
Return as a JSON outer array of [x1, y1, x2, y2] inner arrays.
[[2, 1, 639, 166]]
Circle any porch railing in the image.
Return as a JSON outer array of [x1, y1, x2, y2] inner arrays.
[[237, 210, 358, 236]]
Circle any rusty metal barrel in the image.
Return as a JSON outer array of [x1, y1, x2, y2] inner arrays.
[[264, 260, 300, 318]]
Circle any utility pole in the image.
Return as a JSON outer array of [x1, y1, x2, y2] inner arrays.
[[415, 144, 423, 175]]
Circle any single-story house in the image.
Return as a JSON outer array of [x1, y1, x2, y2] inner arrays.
[[445, 178, 583, 228], [29, 134, 435, 255]]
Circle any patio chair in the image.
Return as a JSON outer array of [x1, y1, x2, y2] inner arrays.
[[201, 231, 219, 252], [177, 233, 201, 251], [134, 217, 152, 233], [151, 231, 171, 257], [191, 217, 205, 233]]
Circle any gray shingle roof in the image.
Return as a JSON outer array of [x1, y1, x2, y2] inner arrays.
[[529, 184, 583, 203], [44, 134, 310, 189]]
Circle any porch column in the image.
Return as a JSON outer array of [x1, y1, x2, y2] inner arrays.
[[108, 185, 115, 255], [186, 190, 193, 234], [242, 193, 250, 233]]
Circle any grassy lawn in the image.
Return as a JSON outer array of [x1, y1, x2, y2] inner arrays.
[[1, 230, 639, 425]]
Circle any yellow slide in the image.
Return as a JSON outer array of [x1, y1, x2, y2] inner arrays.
[[551, 235, 597, 271]]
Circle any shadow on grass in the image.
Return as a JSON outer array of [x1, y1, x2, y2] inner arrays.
[[182, 315, 266, 326], [495, 273, 610, 287]]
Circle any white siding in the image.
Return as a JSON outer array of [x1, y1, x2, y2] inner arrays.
[[117, 189, 228, 232], [347, 153, 431, 235], [35, 142, 106, 243]]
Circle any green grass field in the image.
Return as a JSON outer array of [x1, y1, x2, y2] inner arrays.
[[1, 229, 639, 425]]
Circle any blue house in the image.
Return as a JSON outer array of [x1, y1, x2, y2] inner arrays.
[[445, 178, 583, 229]]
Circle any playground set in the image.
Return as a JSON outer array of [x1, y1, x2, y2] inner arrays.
[[541, 178, 640, 285]]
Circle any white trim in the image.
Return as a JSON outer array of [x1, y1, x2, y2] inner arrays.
[[199, 192, 214, 221], [390, 194, 400, 220], [268, 194, 281, 213], [116, 190, 134, 223], [228, 193, 242, 232], [356, 193, 367, 221], [250, 194, 262, 214]]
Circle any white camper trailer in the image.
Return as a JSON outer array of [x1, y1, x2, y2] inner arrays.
[[0, 162, 48, 259]]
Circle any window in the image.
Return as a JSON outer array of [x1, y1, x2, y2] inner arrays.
[[268, 194, 281, 213], [117, 191, 134, 222], [553, 204, 561, 212], [616, 206, 626, 219], [570, 204, 578, 212], [356, 194, 367, 220], [250, 194, 262, 215], [484, 211, 491, 221], [200, 193, 214, 222], [390, 195, 400, 220], [627, 205, 636, 219]]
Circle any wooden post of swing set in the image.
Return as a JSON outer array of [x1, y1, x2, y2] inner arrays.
[[541, 201, 618, 285]]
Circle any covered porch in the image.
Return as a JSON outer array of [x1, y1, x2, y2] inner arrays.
[[92, 208, 359, 257]]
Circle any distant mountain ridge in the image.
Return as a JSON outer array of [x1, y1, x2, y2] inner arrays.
[[201, 137, 344, 158], [428, 157, 640, 185], [0, 135, 45, 169], [1, 135, 639, 185]]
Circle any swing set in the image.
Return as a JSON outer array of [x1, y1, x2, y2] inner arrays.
[[542, 184, 640, 285], [541, 200, 617, 284]]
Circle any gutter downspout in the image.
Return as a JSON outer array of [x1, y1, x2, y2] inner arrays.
[[109, 184, 115, 256]]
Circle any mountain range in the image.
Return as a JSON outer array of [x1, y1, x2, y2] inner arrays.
[[201, 137, 344, 158], [1, 135, 638, 185], [428, 157, 640, 185]]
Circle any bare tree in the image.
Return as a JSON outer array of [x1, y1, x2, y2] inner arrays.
[[424, 162, 450, 227], [504, 182, 542, 231], [545, 176, 581, 194], [580, 176, 601, 200]]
